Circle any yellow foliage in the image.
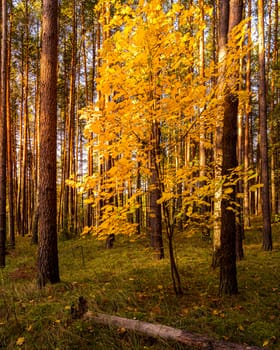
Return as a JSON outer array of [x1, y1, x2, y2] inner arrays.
[[76, 0, 250, 237]]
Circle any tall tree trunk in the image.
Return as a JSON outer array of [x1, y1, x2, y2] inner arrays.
[[37, 0, 60, 287], [198, 0, 209, 238], [16, 32, 24, 237], [219, 0, 243, 295], [0, 0, 8, 267], [31, 19, 41, 245], [7, 3, 15, 247], [81, 2, 93, 227], [257, 0, 272, 251], [20, 0, 30, 237], [236, 106, 244, 261], [269, 0, 278, 216], [212, 0, 229, 268], [243, 0, 251, 229], [62, 0, 77, 235]]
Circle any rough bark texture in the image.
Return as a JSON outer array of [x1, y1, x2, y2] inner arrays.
[[258, 0, 273, 251], [220, 95, 239, 295], [37, 0, 60, 286], [84, 312, 263, 350], [212, 0, 229, 267], [218, 0, 243, 295], [0, 0, 8, 267]]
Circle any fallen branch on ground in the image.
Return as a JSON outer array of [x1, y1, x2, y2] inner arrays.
[[83, 311, 264, 350]]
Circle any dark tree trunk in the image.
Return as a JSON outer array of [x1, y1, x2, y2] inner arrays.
[[135, 161, 142, 234], [218, 0, 243, 295], [148, 166, 164, 260], [243, 0, 252, 229], [212, 0, 229, 267], [0, 0, 8, 267], [220, 94, 239, 295], [148, 121, 164, 260], [7, 7, 15, 248], [258, 0, 272, 251], [37, 0, 60, 287]]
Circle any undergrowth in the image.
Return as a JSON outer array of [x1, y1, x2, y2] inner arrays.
[[0, 218, 279, 349]]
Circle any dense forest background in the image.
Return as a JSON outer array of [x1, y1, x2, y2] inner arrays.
[[0, 0, 279, 295]]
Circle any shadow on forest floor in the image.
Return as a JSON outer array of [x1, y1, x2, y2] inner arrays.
[[0, 217, 279, 349]]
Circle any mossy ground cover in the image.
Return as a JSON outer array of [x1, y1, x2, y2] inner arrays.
[[0, 219, 279, 349]]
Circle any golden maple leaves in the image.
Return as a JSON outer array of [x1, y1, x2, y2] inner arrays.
[[79, 0, 249, 237]]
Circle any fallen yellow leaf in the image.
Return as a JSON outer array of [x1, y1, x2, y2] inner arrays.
[[26, 325, 32, 332], [16, 337, 25, 346], [238, 324, 244, 331], [263, 339, 269, 347]]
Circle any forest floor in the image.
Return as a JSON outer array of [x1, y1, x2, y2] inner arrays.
[[0, 218, 279, 350]]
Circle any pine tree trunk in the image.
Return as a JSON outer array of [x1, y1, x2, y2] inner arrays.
[[218, 0, 243, 295], [269, 1, 278, 216], [212, 0, 229, 268], [220, 94, 238, 295], [37, 0, 60, 287], [63, 0, 77, 235], [0, 0, 8, 267], [7, 8, 15, 248], [31, 20, 41, 245], [257, 0, 273, 251], [243, 0, 251, 228]]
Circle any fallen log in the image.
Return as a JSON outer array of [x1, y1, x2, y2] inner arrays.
[[83, 311, 264, 350]]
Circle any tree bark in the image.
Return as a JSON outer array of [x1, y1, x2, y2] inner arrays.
[[218, 0, 243, 295], [0, 0, 8, 267], [7, 3, 15, 247], [257, 0, 272, 251], [37, 0, 60, 287], [62, 0, 77, 236], [243, 0, 251, 229], [269, 0, 278, 216], [212, 0, 229, 268]]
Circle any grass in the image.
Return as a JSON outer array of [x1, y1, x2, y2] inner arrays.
[[0, 219, 279, 349]]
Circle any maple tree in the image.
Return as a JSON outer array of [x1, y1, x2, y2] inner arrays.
[[78, 0, 248, 294]]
